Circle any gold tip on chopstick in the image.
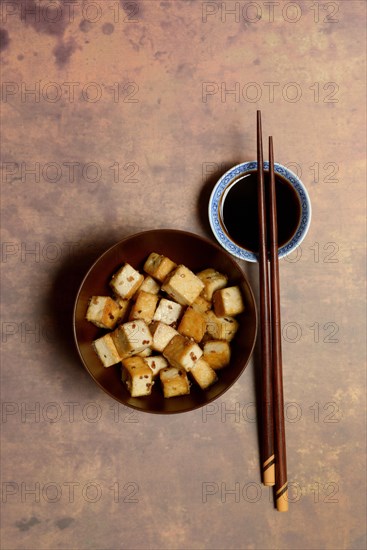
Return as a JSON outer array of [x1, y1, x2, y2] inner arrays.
[[263, 463, 275, 487], [276, 488, 289, 512], [262, 454, 275, 486]]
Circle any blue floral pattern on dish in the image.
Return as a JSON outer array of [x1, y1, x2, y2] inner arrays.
[[208, 161, 312, 263]]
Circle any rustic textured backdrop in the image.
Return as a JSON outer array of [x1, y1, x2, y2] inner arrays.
[[1, 1, 366, 549]]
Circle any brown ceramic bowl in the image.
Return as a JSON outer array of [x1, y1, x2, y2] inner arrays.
[[73, 229, 257, 414]]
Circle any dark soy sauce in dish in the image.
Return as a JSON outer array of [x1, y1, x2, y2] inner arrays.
[[221, 170, 301, 253]]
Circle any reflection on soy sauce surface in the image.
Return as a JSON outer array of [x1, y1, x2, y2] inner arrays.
[[221, 170, 301, 253]]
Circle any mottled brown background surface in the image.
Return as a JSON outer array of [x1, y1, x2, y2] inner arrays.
[[1, 1, 366, 549]]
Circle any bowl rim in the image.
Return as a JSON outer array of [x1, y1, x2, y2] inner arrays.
[[73, 228, 258, 414], [208, 161, 312, 262]]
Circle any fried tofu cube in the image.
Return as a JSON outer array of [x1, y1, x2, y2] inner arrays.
[[161, 265, 205, 306], [136, 347, 153, 357], [144, 355, 168, 378], [196, 268, 228, 301], [121, 356, 153, 397], [150, 321, 178, 352], [93, 333, 121, 367], [163, 334, 202, 372], [143, 252, 177, 282], [110, 263, 144, 299], [203, 340, 231, 370], [114, 298, 131, 324], [139, 275, 160, 295], [160, 367, 190, 398], [129, 290, 159, 324], [205, 311, 239, 342], [111, 320, 152, 359], [86, 296, 122, 330], [153, 298, 183, 327], [213, 286, 245, 317], [191, 295, 211, 315], [190, 358, 218, 389], [177, 307, 206, 343]]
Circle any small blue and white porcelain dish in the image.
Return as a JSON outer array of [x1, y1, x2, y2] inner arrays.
[[208, 161, 312, 262]]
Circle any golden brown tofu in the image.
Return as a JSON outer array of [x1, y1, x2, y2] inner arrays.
[[162, 265, 205, 306], [129, 290, 159, 324], [139, 275, 160, 295], [205, 311, 239, 342], [163, 334, 203, 372], [153, 298, 183, 327], [150, 321, 178, 352], [196, 268, 228, 301], [177, 307, 206, 343], [121, 356, 153, 397], [86, 296, 122, 330], [143, 252, 177, 282], [160, 367, 190, 398], [191, 295, 211, 314], [203, 340, 231, 370], [111, 320, 152, 359], [114, 297, 131, 324], [110, 263, 144, 299], [190, 358, 218, 389], [93, 333, 121, 367], [213, 286, 245, 317], [144, 355, 168, 378]]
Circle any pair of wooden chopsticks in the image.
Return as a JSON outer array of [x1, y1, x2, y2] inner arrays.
[[257, 110, 288, 512]]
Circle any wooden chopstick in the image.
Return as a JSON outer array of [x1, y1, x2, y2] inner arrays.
[[256, 111, 275, 487], [268, 136, 288, 511]]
